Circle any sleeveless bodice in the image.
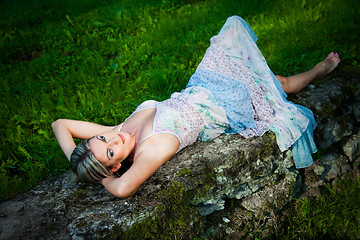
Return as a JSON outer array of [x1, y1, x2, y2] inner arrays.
[[129, 86, 228, 152]]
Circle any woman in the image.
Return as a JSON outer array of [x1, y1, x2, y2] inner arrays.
[[52, 16, 340, 198]]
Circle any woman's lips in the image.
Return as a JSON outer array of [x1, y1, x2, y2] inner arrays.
[[118, 134, 125, 144]]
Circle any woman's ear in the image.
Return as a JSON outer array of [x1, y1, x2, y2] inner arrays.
[[111, 163, 121, 172]]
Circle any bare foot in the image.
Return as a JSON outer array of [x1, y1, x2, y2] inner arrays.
[[315, 52, 341, 79], [277, 53, 341, 94]]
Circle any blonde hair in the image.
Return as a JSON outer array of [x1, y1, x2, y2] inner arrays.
[[70, 138, 114, 183]]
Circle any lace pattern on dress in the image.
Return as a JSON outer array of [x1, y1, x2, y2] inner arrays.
[[156, 96, 204, 151], [131, 86, 228, 152], [197, 16, 311, 151]]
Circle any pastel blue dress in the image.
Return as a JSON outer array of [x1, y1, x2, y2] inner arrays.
[[130, 16, 317, 168]]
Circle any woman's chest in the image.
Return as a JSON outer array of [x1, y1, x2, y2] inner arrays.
[[121, 108, 156, 143]]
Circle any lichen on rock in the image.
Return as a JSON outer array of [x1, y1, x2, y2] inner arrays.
[[0, 77, 359, 240]]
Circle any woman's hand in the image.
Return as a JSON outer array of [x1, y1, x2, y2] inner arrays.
[[52, 119, 116, 160]]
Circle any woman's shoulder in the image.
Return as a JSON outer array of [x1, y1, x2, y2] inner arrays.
[[134, 133, 179, 162], [135, 100, 157, 112], [119, 100, 158, 130]]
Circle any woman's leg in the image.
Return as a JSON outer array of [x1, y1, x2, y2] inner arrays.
[[276, 52, 341, 94]]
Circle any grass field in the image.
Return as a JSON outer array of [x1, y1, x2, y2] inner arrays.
[[1, 0, 359, 237]]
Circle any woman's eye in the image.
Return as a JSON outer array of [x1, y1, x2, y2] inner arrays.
[[100, 136, 106, 142], [108, 149, 114, 158]]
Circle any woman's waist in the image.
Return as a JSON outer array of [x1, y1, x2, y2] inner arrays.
[[160, 91, 205, 128], [163, 86, 229, 133], [169, 86, 227, 121]]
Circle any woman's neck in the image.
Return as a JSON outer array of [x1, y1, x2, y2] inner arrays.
[[119, 108, 156, 148]]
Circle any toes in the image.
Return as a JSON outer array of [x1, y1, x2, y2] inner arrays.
[[326, 52, 334, 60], [327, 52, 340, 62], [334, 53, 341, 62]]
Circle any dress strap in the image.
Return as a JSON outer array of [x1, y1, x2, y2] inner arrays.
[[116, 123, 124, 132]]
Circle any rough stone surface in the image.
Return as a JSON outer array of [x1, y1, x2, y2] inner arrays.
[[0, 76, 359, 240]]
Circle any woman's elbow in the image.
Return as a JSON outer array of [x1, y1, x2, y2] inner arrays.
[[52, 119, 64, 130], [52, 119, 58, 129], [113, 184, 137, 199], [115, 191, 133, 199]]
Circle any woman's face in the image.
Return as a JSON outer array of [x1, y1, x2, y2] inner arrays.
[[88, 131, 132, 169]]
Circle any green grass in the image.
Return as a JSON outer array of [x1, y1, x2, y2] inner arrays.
[[0, 0, 359, 236], [280, 176, 360, 239]]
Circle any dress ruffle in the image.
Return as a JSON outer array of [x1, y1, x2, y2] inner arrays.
[[188, 16, 317, 168]]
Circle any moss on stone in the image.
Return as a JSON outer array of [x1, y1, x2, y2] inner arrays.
[[342, 81, 358, 96], [190, 165, 218, 201], [71, 188, 86, 200], [321, 101, 336, 118], [202, 165, 217, 185], [259, 133, 277, 161], [112, 181, 204, 240], [177, 168, 192, 176], [246, 133, 277, 167]]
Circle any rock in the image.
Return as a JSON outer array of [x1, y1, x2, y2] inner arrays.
[[290, 77, 359, 149], [0, 76, 359, 240], [354, 101, 360, 122], [343, 129, 360, 162]]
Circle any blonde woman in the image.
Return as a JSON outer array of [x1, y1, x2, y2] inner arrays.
[[52, 16, 340, 198]]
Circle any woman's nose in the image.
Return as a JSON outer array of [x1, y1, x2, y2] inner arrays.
[[109, 137, 121, 145]]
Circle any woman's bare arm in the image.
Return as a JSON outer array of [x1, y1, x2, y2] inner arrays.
[[101, 135, 179, 198], [52, 119, 116, 160]]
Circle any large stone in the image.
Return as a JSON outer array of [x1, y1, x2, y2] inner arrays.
[[290, 77, 360, 149], [343, 129, 360, 162], [0, 76, 359, 240]]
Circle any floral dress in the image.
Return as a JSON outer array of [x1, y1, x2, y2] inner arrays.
[[130, 16, 317, 168]]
